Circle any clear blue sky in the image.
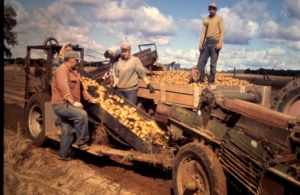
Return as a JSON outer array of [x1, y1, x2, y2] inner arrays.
[[6, 0, 300, 70]]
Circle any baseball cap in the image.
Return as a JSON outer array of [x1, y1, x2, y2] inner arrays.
[[65, 50, 82, 61], [209, 2, 217, 8]]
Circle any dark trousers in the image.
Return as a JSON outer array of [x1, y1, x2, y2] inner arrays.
[[197, 40, 220, 83]]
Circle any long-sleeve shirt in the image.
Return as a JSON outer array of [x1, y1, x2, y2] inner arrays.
[[115, 55, 146, 91], [51, 63, 93, 104], [200, 14, 224, 44]]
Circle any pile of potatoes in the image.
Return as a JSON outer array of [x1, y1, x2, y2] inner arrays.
[[148, 70, 253, 87], [81, 76, 168, 146]]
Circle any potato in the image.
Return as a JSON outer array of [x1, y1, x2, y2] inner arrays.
[[81, 75, 168, 146], [123, 120, 129, 126], [147, 70, 253, 87]]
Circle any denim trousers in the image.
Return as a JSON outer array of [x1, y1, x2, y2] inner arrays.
[[52, 104, 90, 159], [197, 40, 220, 83], [115, 88, 138, 105], [55, 116, 62, 126]]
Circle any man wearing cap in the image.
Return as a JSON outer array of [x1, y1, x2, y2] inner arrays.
[[112, 43, 155, 105], [52, 42, 73, 132], [197, 2, 224, 84], [51, 50, 99, 160], [52, 42, 73, 76]]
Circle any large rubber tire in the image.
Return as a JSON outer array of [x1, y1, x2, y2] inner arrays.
[[271, 78, 300, 117], [25, 93, 50, 146], [172, 143, 227, 195]]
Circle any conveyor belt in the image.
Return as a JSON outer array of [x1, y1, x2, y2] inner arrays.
[[85, 88, 165, 154]]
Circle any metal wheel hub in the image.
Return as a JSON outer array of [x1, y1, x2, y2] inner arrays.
[[178, 159, 206, 195], [28, 105, 43, 137], [184, 176, 203, 191]]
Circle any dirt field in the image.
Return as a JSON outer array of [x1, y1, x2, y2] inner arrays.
[[4, 64, 291, 195]]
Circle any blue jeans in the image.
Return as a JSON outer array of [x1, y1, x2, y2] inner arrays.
[[115, 88, 138, 105], [197, 40, 220, 83], [52, 104, 90, 159], [55, 116, 62, 126]]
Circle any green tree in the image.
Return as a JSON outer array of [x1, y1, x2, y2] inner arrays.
[[4, 5, 18, 58]]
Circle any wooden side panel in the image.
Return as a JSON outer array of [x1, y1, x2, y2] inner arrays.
[[138, 80, 271, 109], [45, 102, 58, 136], [138, 88, 161, 100], [164, 92, 194, 106]]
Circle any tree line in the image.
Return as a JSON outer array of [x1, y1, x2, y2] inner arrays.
[[4, 4, 18, 58], [243, 68, 300, 77], [180, 67, 300, 77]]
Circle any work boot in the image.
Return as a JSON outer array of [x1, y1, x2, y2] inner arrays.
[[78, 143, 90, 151], [57, 156, 72, 161]]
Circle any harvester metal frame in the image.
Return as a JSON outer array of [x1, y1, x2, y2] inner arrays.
[[23, 41, 300, 195]]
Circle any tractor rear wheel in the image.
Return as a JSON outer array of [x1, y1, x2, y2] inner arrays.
[[25, 93, 50, 146], [271, 78, 300, 117], [172, 142, 227, 195]]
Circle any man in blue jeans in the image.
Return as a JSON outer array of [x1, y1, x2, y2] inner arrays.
[[52, 50, 98, 160], [197, 2, 225, 84], [52, 42, 73, 129]]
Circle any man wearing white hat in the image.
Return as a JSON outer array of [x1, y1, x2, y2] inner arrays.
[[197, 2, 225, 84]]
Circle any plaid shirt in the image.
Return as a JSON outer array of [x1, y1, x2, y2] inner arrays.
[[52, 56, 63, 76]]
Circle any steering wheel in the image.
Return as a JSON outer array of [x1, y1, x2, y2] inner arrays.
[[43, 37, 59, 54]]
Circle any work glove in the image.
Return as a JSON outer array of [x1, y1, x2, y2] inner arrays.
[[91, 98, 99, 104], [215, 42, 222, 51], [199, 42, 204, 52], [147, 83, 155, 93], [72, 101, 83, 109]]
